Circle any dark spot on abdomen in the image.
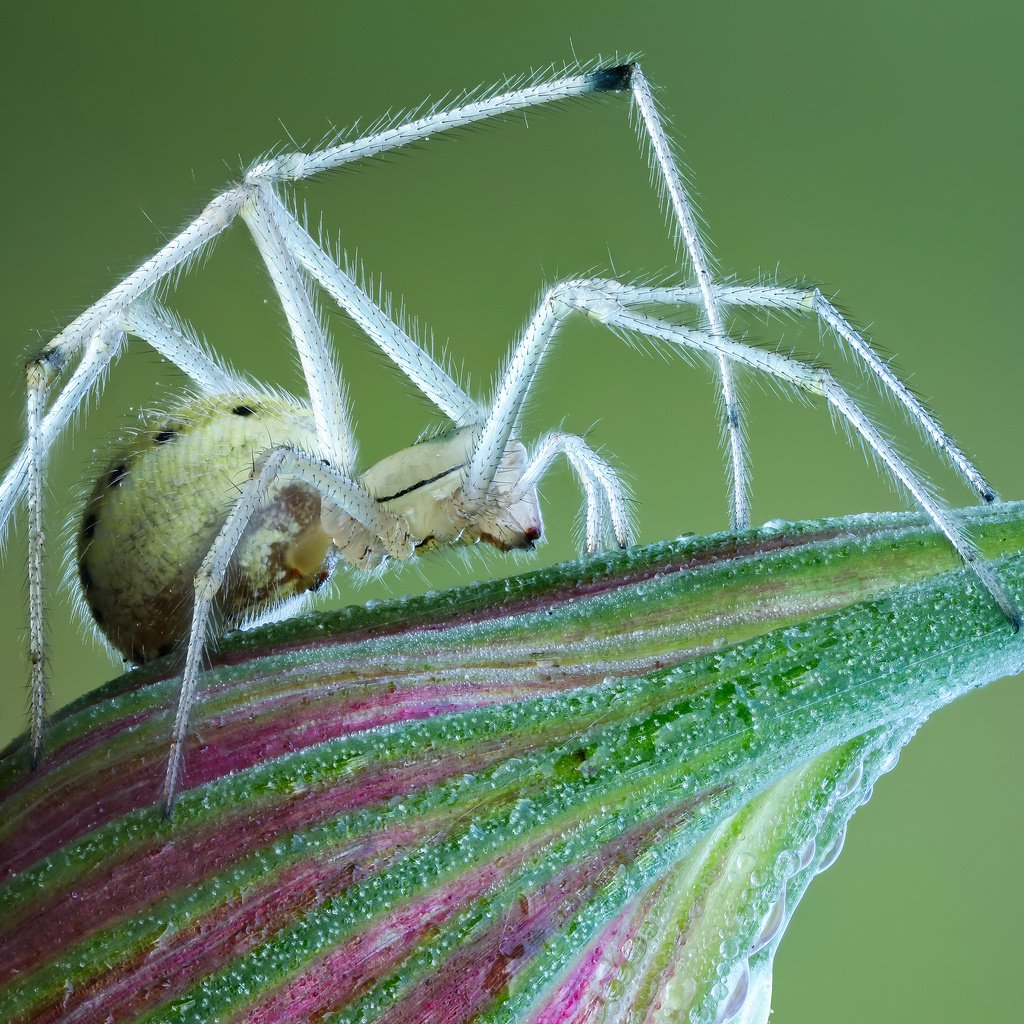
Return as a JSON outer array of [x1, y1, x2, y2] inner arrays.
[[108, 463, 128, 488], [232, 405, 257, 417], [81, 512, 98, 541], [78, 561, 94, 593], [154, 428, 179, 444]]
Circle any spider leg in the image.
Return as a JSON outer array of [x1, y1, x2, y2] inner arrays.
[[21, 63, 637, 401], [242, 188, 356, 472], [2, 302, 242, 541], [24, 322, 124, 763], [31, 189, 248, 382], [596, 285, 1019, 627], [243, 65, 636, 186], [460, 277, 1019, 627], [604, 282, 997, 504], [162, 444, 413, 815], [511, 432, 632, 554], [629, 69, 747, 531], [762, 286, 994, 503], [122, 303, 244, 396], [26, 352, 47, 765], [9, 305, 245, 764], [264, 192, 480, 426], [2, 324, 124, 541]]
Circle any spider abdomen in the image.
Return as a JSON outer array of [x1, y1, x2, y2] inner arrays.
[[76, 394, 332, 664]]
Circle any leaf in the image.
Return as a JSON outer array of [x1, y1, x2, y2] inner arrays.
[[2, 502, 1023, 1023]]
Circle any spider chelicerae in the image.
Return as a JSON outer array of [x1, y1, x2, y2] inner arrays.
[[1, 61, 1015, 814]]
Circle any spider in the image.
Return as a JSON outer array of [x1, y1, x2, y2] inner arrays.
[[1, 61, 1016, 816]]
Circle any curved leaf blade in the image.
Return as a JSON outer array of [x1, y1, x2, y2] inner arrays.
[[1, 503, 1022, 1023]]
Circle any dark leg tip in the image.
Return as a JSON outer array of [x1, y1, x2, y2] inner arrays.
[[982, 490, 997, 504], [584, 63, 636, 93]]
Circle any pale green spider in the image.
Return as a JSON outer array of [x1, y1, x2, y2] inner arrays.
[[0, 61, 1014, 815]]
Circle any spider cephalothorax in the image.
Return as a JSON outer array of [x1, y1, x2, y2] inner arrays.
[[1, 61, 1015, 814]]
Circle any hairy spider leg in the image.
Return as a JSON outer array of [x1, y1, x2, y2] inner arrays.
[[511, 432, 632, 553], [460, 276, 1019, 626], [16, 308, 244, 761], [162, 446, 415, 814], [255, 190, 631, 548], [629, 68, 744, 529], [242, 190, 356, 472], [597, 281, 998, 504], [265, 191, 480, 426]]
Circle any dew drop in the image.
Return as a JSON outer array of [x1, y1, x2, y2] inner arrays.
[[773, 848, 800, 881], [836, 761, 863, 799], [798, 836, 816, 870], [734, 851, 756, 875], [734, 962, 774, 1024], [716, 959, 750, 1022], [816, 825, 847, 874], [751, 891, 786, 953]]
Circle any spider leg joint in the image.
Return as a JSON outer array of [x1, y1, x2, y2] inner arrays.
[[552, 280, 622, 324], [584, 63, 637, 93]]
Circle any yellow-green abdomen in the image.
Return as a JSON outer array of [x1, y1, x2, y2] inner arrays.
[[77, 394, 332, 663]]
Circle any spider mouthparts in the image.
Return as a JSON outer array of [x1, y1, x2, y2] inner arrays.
[[584, 63, 636, 94]]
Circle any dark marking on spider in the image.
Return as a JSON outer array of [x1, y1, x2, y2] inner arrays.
[[376, 463, 461, 504], [78, 561, 94, 593], [81, 512, 99, 541]]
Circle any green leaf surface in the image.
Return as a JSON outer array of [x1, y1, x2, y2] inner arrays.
[[1, 502, 1022, 1023]]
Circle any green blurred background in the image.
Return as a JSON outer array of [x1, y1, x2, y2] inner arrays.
[[2, 1, 1021, 1018]]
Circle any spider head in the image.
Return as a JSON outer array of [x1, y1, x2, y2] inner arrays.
[[463, 439, 544, 553]]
